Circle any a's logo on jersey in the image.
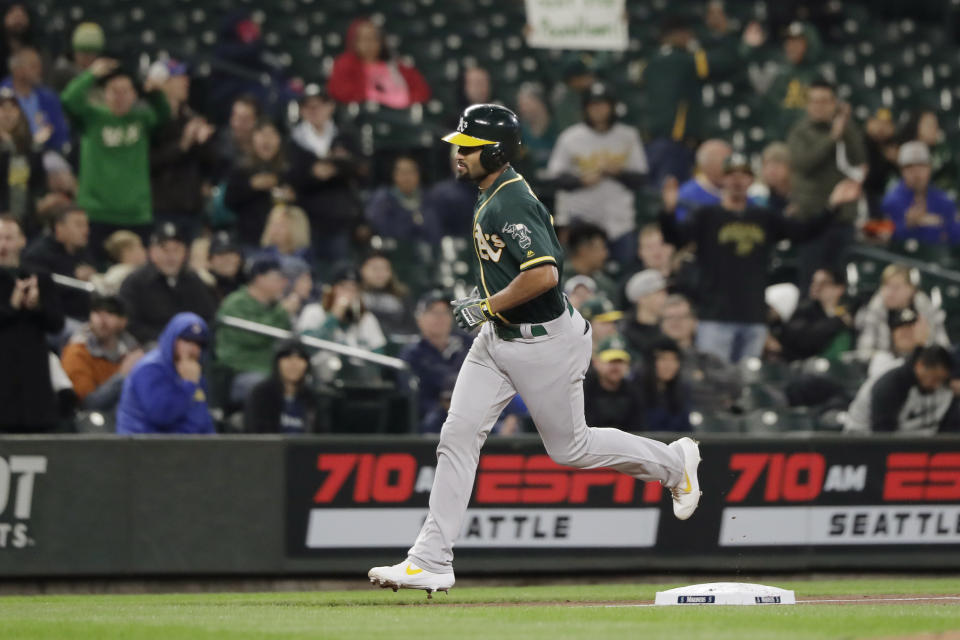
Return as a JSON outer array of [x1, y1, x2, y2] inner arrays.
[[526, 250, 535, 257], [502, 222, 532, 249], [475, 224, 504, 262]]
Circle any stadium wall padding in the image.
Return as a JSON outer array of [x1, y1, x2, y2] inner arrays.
[[1, 434, 959, 577]]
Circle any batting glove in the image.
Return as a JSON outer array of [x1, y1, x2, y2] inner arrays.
[[452, 296, 494, 331]]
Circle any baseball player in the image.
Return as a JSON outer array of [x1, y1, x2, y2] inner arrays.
[[368, 104, 701, 596]]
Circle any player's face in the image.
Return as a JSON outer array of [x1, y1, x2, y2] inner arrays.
[[455, 145, 486, 182]]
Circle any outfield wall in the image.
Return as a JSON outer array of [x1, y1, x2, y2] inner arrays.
[[1, 434, 959, 577]]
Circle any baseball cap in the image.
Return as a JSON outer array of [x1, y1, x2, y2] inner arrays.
[[415, 289, 450, 315], [72, 22, 105, 53], [597, 335, 631, 363], [209, 231, 242, 256], [563, 274, 598, 297], [898, 141, 931, 167], [247, 257, 283, 280], [785, 21, 807, 39], [583, 82, 615, 107], [625, 269, 666, 303], [150, 221, 187, 245], [330, 264, 359, 284], [723, 152, 754, 175], [300, 83, 331, 103], [177, 320, 209, 345], [581, 296, 623, 323], [888, 306, 919, 331]]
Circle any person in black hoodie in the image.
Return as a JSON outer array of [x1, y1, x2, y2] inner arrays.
[[243, 338, 321, 434], [0, 216, 65, 432], [772, 265, 853, 362]]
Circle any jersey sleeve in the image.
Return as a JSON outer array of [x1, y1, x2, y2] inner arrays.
[[495, 199, 562, 272]]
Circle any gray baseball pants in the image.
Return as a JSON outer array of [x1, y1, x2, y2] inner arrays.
[[408, 304, 684, 573]]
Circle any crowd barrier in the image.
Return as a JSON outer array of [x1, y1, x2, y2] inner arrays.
[[1, 433, 958, 577]]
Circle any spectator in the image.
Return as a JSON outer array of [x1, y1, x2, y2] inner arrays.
[[862, 107, 899, 217], [149, 59, 216, 243], [365, 155, 437, 245], [244, 338, 321, 434], [855, 263, 948, 360], [673, 139, 731, 222], [60, 294, 142, 410], [119, 223, 217, 344], [562, 222, 617, 302], [563, 274, 597, 311], [207, 230, 245, 301], [116, 312, 215, 434], [92, 230, 146, 295], [769, 266, 853, 362], [0, 3, 38, 63], [583, 335, 642, 431], [881, 142, 958, 246], [50, 22, 104, 91], [786, 79, 866, 289], [867, 306, 930, 378], [420, 373, 457, 434], [899, 109, 957, 194], [22, 204, 94, 322], [747, 142, 792, 216], [512, 83, 558, 188], [327, 18, 430, 108], [844, 345, 959, 435], [637, 336, 691, 432], [617, 224, 697, 308], [456, 66, 494, 115], [622, 269, 668, 359], [359, 251, 414, 336], [257, 203, 313, 265], [660, 294, 742, 413], [579, 294, 623, 352], [2, 46, 70, 153], [215, 257, 296, 403], [0, 86, 51, 234], [213, 94, 259, 181], [763, 22, 833, 137], [287, 86, 363, 263], [550, 59, 595, 132], [224, 119, 293, 248], [61, 58, 171, 260], [297, 265, 387, 383], [0, 216, 64, 433], [660, 152, 862, 363], [422, 148, 477, 238], [400, 290, 473, 427], [548, 83, 647, 263]]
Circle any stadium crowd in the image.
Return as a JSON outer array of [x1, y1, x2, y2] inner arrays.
[[1, 0, 960, 436]]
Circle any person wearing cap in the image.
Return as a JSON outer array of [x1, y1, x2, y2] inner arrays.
[[622, 268, 668, 360], [51, 22, 104, 91], [61, 294, 142, 410], [206, 230, 245, 301], [287, 85, 363, 262], [119, 222, 217, 344], [1, 46, 71, 153], [150, 59, 216, 244], [881, 141, 959, 246], [563, 274, 597, 311], [771, 265, 853, 362], [243, 338, 321, 434], [400, 290, 473, 429], [297, 264, 387, 382], [845, 345, 960, 435], [61, 57, 171, 258], [583, 335, 643, 432], [661, 149, 863, 363], [787, 78, 866, 290], [865, 306, 929, 379], [215, 256, 295, 402], [763, 22, 833, 136], [562, 222, 618, 303], [116, 311, 215, 434], [579, 295, 622, 352], [547, 82, 648, 264]]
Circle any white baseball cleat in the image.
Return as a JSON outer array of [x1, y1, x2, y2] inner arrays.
[[669, 437, 702, 520], [367, 560, 455, 598]]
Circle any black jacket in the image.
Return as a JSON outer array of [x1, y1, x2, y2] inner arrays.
[[119, 262, 218, 344], [150, 106, 217, 215], [223, 160, 290, 247], [243, 339, 321, 433], [0, 267, 65, 432], [583, 369, 644, 431], [287, 137, 363, 237], [22, 235, 95, 320], [774, 298, 850, 361]]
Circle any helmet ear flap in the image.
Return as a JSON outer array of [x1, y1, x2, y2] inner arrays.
[[480, 142, 505, 172]]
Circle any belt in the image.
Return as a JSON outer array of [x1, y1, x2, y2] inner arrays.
[[493, 299, 574, 341]]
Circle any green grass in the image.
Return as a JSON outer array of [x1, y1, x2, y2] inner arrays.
[[1, 578, 958, 639]]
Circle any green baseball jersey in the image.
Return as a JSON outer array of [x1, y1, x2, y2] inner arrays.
[[471, 167, 565, 324]]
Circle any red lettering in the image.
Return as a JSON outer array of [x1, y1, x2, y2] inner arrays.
[[642, 480, 662, 503], [924, 453, 960, 501], [521, 456, 569, 503], [569, 471, 620, 503], [353, 454, 374, 502], [727, 453, 768, 502], [371, 454, 417, 502], [781, 453, 825, 501], [764, 454, 785, 502], [883, 453, 929, 501], [313, 454, 358, 503]]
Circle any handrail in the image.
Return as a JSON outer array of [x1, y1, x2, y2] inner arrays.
[[218, 315, 408, 371], [51, 273, 96, 292], [847, 244, 960, 285]]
